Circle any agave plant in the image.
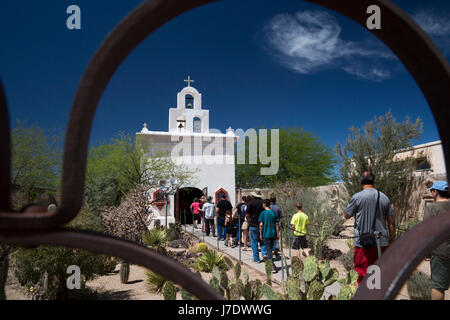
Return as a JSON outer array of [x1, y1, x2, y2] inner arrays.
[[143, 228, 168, 253], [146, 270, 168, 293], [193, 249, 229, 272]]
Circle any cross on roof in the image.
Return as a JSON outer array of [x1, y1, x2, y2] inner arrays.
[[184, 75, 194, 87]]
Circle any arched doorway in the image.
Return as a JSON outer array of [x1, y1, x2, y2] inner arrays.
[[175, 187, 203, 225]]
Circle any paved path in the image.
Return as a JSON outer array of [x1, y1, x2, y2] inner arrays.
[[184, 224, 341, 299]]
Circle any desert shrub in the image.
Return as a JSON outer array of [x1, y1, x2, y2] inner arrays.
[[13, 245, 108, 300], [396, 217, 420, 238], [12, 206, 115, 300], [193, 249, 229, 272], [274, 183, 345, 259], [102, 184, 155, 244]]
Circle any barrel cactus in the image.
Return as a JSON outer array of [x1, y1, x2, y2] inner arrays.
[[407, 272, 431, 300], [197, 242, 208, 253], [120, 261, 130, 284]]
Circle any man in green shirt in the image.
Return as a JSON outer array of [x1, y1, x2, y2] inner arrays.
[[259, 199, 279, 273], [423, 181, 450, 300], [290, 202, 311, 260]]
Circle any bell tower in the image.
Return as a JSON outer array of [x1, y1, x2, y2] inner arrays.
[[169, 76, 210, 134]]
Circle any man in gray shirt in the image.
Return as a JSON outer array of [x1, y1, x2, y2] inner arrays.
[[344, 170, 396, 285]]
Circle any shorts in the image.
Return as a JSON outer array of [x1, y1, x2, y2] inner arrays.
[[354, 246, 388, 285], [292, 235, 308, 250], [226, 224, 235, 235], [193, 214, 201, 223], [430, 255, 450, 292]]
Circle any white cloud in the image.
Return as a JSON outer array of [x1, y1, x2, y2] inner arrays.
[[411, 10, 450, 53], [412, 10, 450, 37], [264, 10, 394, 81]]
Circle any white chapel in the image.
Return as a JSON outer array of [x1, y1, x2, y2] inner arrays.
[[136, 76, 237, 227]]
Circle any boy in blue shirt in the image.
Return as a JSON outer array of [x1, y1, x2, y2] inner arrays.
[[259, 199, 280, 273]]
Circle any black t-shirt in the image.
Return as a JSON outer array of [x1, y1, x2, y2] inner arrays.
[[247, 198, 264, 227], [217, 199, 232, 219]]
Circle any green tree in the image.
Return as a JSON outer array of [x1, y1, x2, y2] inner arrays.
[[2, 121, 62, 300], [236, 128, 337, 188], [335, 111, 423, 222], [85, 132, 196, 215], [10, 120, 61, 206]]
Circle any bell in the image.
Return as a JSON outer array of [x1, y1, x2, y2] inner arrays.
[[187, 102, 193, 108]]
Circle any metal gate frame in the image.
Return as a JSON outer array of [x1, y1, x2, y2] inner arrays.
[[0, 0, 449, 300]]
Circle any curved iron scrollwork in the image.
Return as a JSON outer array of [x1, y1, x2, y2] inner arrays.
[[0, 0, 449, 300]]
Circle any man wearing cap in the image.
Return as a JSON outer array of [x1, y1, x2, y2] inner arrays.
[[246, 189, 267, 263], [423, 180, 450, 300]]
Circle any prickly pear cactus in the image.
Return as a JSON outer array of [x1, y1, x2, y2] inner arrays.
[[291, 256, 303, 278], [263, 284, 283, 300], [223, 256, 234, 270], [163, 281, 177, 300], [209, 276, 224, 296], [284, 257, 290, 277], [286, 277, 300, 300], [303, 256, 319, 282], [323, 268, 339, 287], [252, 279, 264, 300], [338, 269, 358, 286], [264, 260, 273, 286], [242, 267, 249, 285], [220, 270, 229, 289], [318, 261, 331, 280], [337, 284, 357, 300], [181, 288, 193, 300], [229, 283, 241, 300], [407, 272, 431, 300], [307, 280, 325, 300], [119, 261, 130, 284], [241, 282, 252, 300], [337, 270, 359, 300], [234, 262, 241, 280], [212, 267, 221, 283]]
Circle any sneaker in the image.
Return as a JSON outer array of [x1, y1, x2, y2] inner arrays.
[[212, 234, 217, 237], [225, 242, 228, 247], [242, 247, 248, 251], [273, 267, 278, 273], [231, 244, 237, 248]]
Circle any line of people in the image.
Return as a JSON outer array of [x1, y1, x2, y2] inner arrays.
[[189, 189, 312, 274]]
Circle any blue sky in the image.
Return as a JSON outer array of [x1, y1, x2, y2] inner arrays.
[[1, 0, 449, 155]]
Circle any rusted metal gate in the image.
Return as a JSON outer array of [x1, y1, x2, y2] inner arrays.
[[0, 0, 449, 300]]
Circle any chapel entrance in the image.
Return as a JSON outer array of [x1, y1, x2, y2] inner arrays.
[[174, 187, 204, 225]]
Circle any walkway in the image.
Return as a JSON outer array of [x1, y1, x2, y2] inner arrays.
[[184, 224, 341, 299]]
